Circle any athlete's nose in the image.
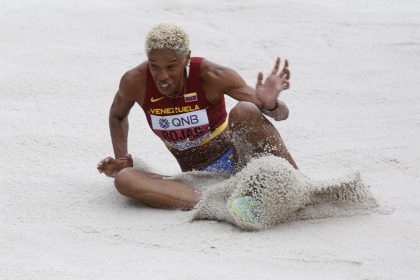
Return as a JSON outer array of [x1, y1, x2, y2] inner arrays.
[[157, 69, 169, 81]]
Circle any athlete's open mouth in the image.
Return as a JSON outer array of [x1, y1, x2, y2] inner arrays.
[[157, 81, 172, 93], [159, 82, 169, 88]]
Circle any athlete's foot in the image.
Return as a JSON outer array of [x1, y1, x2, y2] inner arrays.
[[230, 196, 260, 225]]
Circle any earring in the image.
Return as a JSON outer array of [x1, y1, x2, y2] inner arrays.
[[186, 63, 190, 78]]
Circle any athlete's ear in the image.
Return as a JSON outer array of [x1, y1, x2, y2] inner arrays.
[[185, 50, 191, 66]]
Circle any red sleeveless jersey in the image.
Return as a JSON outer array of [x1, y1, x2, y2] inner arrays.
[[142, 57, 228, 151]]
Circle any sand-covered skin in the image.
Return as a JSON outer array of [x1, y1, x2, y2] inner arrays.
[[1, 0, 420, 279]]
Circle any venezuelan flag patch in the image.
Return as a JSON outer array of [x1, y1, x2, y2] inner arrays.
[[184, 92, 198, 103]]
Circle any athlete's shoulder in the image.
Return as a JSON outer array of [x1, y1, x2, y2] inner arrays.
[[200, 58, 222, 73], [200, 58, 239, 85], [199, 59, 234, 102], [199, 59, 228, 82], [119, 62, 148, 99]]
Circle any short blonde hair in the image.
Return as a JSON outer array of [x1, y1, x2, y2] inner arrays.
[[145, 23, 190, 57]]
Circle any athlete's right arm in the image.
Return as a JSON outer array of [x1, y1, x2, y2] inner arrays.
[[109, 85, 135, 158], [97, 72, 138, 177]]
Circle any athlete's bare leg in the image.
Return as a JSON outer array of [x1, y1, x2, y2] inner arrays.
[[114, 168, 199, 209], [229, 101, 298, 169]]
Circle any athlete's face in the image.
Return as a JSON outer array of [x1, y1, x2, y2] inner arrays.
[[147, 49, 190, 97]]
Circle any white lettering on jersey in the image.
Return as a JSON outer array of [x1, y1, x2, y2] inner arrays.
[[151, 109, 209, 130]]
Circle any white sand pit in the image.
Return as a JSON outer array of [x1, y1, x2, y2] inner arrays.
[[2, 0, 420, 279]]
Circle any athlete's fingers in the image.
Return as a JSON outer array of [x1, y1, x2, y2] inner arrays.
[[98, 156, 116, 170], [279, 68, 290, 80], [285, 60, 290, 80], [256, 72, 264, 86], [279, 59, 290, 79], [104, 169, 112, 177], [281, 67, 290, 80], [100, 158, 109, 167], [97, 160, 105, 172], [271, 57, 280, 75], [104, 163, 116, 175], [280, 72, 288, 81]]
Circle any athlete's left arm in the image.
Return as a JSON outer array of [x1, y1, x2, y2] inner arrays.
[[202, 58, 290, 121]]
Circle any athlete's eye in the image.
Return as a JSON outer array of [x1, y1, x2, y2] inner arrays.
[[167, 65, 177, 70]]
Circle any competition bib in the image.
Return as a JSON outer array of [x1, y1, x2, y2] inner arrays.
[[150, 109, 211, 150]]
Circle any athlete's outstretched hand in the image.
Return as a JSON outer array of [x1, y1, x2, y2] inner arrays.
[[97, 154, 133, 177], [256, 57, 290, 110]]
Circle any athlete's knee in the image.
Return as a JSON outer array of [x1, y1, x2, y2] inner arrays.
[[114, 167, 136, 196], [229, 101, 261, 123]]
